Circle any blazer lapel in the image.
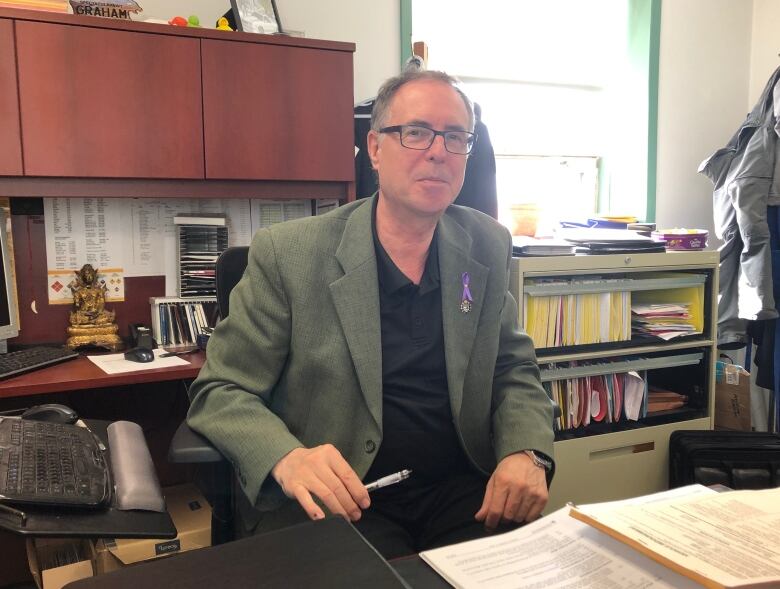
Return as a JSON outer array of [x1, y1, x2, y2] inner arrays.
[[438, 216, 489, 422], [330, 200, 383, 430]]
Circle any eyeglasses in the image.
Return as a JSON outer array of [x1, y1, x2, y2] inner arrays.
[[379, 125, 476, 155]]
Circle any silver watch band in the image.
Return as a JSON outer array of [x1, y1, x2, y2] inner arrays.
[[524, 450, 553, 472]]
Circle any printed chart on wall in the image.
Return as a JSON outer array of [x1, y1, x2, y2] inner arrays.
[[43, 197, 337, 302]]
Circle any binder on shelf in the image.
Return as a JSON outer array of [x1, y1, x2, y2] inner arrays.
[[175, 215, 229, 298], [149, 297, 218, 347]]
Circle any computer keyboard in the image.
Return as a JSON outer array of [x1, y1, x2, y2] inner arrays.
[[0, 346, 79, 380], [0, 417, 111, 509]]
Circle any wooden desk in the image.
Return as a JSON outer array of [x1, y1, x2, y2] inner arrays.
[[0, 351, 205, 399]]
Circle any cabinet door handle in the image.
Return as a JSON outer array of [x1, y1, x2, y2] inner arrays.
[[590, 441, 655, 461]]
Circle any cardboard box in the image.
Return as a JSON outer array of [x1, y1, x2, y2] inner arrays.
[[714, 363, 751, 431], [94, 483, 211, 574], [27, 538, 95, 589]]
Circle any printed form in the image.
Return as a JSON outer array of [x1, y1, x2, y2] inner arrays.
[[419, 487, 713, 588]]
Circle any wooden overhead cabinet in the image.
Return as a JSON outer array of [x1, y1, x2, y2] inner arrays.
[[0, 8, 355, 198], [15, 20, 204, 179], [201, 39, 354, 181], [0, 19, 23, 176]]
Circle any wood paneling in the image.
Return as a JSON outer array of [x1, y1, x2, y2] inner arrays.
[[202, 39, 354, 181], [15, 21, 204, 179], [0, 20, 22, 176]]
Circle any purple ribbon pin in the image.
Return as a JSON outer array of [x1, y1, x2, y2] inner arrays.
[[460, 272, 473, 313]]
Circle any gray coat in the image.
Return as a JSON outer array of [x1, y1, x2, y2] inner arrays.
[[187, 197, 554, 523], [699, 66, 780, 347]]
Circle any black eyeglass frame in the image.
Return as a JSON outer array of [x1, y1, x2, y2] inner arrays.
[[378, 125, 477, 155]]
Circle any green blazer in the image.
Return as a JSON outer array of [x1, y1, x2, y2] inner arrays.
[[187, 197, 554, 512]]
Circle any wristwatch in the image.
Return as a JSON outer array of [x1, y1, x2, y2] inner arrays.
[[524, 450, 553, 473]]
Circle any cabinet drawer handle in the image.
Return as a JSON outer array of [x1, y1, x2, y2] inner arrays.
[[590, 441, 655, 460]]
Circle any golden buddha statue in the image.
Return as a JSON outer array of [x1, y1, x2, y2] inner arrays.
[[65, 264, 122, 350]]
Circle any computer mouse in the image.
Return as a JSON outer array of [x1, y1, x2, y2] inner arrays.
[[124, 346, 155, 363], [21, 403, 79, 424]]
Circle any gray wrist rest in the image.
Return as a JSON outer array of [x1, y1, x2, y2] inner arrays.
[[107, 421, 166, 512]]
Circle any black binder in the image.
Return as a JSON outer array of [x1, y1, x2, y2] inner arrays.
[[66, 516, 411, 589]]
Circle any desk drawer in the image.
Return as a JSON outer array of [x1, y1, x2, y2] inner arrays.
[[546, 418, 710, 512]]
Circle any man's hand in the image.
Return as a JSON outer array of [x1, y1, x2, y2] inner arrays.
[[475, 451, 548, 529], [271, 445, 370, 521]]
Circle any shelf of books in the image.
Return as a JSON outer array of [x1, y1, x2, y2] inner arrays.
[[511, 250, 719, 511], [150, 296, 218, 347]]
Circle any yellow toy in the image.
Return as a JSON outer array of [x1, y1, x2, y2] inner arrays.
[[216, 16, 232, 31]]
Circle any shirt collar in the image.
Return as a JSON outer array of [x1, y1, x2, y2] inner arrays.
[[371, 199, 440, 295]]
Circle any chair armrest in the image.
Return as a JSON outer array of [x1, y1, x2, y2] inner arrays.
[[168, 421, 225, 464], [550, 397, 562, 421]]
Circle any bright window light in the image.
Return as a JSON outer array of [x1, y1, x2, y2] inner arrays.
[[413, 0, 633, 233]]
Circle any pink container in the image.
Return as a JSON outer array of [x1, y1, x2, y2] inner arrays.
[[651, 229, 708, 250]]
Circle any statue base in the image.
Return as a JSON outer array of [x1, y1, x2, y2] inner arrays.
[[66, 323, 123, 351]]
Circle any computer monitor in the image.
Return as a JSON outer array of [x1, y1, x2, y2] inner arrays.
[[0, 209, 20, 347]]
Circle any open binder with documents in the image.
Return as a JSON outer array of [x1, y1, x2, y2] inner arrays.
[[569, 485, 780, 588]]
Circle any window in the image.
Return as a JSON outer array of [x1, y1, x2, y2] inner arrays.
[[409, 0, 659, 233]]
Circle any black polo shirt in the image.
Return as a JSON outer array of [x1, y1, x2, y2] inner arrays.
[[364, 209, 471, 494]]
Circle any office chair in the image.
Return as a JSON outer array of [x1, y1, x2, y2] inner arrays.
[[168, 246, 249, 545], [169, 245, 561, 543], [214, 246, 249, 318]]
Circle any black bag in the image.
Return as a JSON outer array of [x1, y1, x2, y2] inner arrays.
[[669, 430, 780, 489]]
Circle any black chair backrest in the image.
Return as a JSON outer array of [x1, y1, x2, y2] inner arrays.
[[215, 246, 249, 319]]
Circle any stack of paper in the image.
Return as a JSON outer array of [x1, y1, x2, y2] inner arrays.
[[570, 486, 780, 588], [647, 387, 688, 413], [631, 302, 699, 340], [557, 228, 666, 254], [175, 216, 228, 298], [512, 236, 575, 257], [419, 486, 714, 589]]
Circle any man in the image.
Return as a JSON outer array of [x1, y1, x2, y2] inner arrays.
[[187, 70, 554, 558]]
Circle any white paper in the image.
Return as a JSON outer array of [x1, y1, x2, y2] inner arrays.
[[45, 197, 125, 272], [623, 370, 645, 421], [44, 198, 255, 298], [573, 486, 780, 588], [250, 199, 312, 232], [87, 348, 190, 374], [419, 505, 702, 589]]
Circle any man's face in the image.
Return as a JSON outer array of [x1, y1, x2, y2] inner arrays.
[[367, 80, 471, 220]]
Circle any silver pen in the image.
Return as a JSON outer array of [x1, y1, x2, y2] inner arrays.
[[364, 469, 412, 492]]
